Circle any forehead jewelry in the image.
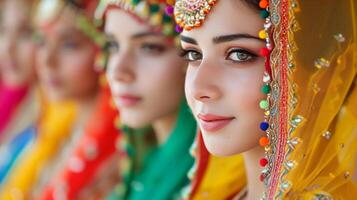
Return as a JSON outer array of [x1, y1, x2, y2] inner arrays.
[[174, 0, 218, 31]]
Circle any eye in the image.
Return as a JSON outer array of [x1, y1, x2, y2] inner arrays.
[[106, 40, 119, 54], [226, 48, 257, 63], [180, 49, 202, 62], [140, 43, 166, 54], [33, 33, 46, 47], [19, 27, 33, 40], [61, 40, 79, 49]]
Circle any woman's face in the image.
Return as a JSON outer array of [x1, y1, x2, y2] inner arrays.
[[36, 7, 99, 101], [104, 9, 186, 128], [0, 0, 36, 87], [181, 0, 266, 156]]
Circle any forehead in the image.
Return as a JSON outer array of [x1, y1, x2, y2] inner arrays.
[[181, 0, 262, 42], [2, 0, 32, 26], [37, 8, 81, 37], [104, 9, 151, 36]]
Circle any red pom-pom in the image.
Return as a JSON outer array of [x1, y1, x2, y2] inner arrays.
[[259, 158, 268, 167], [260, 47, 270, 57], [260, 173, 265, 182]]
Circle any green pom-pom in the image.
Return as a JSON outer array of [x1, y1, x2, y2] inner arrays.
[[131, 0, 140, 5], [259, 100, 269, 110], [163, 14, 172, 23], [149, 4, 160, 13], [260, 10, 269, 19], [261, 84, 271, 94]]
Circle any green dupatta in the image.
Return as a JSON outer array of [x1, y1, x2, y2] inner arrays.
[[108, 99, 196, 200]]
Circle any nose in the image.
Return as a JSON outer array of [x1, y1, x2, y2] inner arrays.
[[40, 44, 58, 69], [107, 49, 135, 84], [2, 34, 16, 61], [190, 58, 222, 103]]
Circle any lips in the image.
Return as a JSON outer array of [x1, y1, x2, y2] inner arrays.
[[116, 94, 142, 107], [1, 61, 17, 71], [45, 77, 62, 88], [197, 113, 235, 132]]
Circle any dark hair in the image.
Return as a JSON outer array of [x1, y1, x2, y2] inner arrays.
[[242, 0, 261, 11]]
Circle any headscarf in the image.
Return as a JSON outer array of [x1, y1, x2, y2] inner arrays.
[[265, 0, 357, 199], [174, 0, 357, 199], [97, 1, 196, 199]]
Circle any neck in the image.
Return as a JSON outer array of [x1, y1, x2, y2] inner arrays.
[[242, 145, 266, 200], [74, 92, 99, 128], [152, 111, 178, 145]]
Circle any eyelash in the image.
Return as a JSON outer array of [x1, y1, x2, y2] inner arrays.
[[140, 43, 166, 54], [225, 48, 258, 63], [179, 48, 202, 62], [105, 39, 119, 54], [104, 41, 166, 56], [179, 48, 257, 63]]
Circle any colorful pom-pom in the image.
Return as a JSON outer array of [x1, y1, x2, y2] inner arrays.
[[260, 158, 268, 167], [259, 0, 268, 9], [259, 137, 270, 147]]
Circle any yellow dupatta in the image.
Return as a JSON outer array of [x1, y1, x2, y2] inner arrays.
[[0, 101, 77, 199], [265, 0, 357, 199]]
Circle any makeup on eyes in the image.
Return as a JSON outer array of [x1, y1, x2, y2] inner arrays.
[[105, 38, 119, 54], [140, 42, 166, 54], [179, 48, 202, 62], [225, 48, 258, 63]]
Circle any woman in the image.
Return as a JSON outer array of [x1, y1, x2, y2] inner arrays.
[[0, 0, 119, 199], [95, 0, 197, 199], [175, 0, 357, 199], [0, 0, 39, 144], [0, 0, 40, 185]]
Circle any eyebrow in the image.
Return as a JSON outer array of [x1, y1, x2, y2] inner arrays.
[[59, 30, 83, 40], [105, 33, 115, 40], [213, 33, 264, 43], [180, 35, 198, 44], [180, 33, 264, 45], [131, 31, 162, 39]]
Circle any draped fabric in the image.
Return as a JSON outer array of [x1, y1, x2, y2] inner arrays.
[[0, 85, 29, 139], [0, 101, 77, 199], [265, 0, 357, 199], [38, 88, 120, 200], [108, 100, 196, 200]]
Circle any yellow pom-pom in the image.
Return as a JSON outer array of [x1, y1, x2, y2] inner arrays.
[[150, 13, 162, 26], [259, 30, 267, 39]]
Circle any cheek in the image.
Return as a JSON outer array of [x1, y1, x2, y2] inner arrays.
[[139, 55, 185, 98], [184, 67, 198, 113], [201, 65, 265, 156], [230, 76, 264, 113], [60, 50, 98, 94], [129, 56, 185, 126], [18, 41, 36, 71], [61, 50, 96, 81]]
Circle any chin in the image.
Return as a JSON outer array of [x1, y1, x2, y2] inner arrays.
[[120, 113, 149, 129], [202, 131, 251, 157], [47, 93, 66, 102], [203, 138, 241, 157], [205, 144, 241, 157]]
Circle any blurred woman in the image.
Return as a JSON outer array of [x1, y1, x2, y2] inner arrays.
[[0, 0, 119, 199], [0, 0, 39, 186], [96, 0, 197, 199]]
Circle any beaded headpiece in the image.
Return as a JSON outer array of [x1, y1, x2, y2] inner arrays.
[[95, 0, 180, 41], [174, 0, 218, 31], [34, 0, 105, 48]]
